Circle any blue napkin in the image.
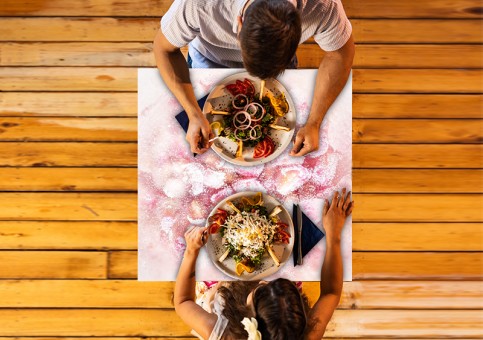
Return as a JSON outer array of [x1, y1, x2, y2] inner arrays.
[[293, 204, 325, 266], [175, 94, 210, 157]]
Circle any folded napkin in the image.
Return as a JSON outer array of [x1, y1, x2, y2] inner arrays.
[[293, 204, 325, 266], [175, 94, 210, 157]]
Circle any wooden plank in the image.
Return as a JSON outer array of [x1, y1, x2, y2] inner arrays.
[[2, 43, 482, 69], [353, 144, 482, 168], [352, 19, 483, 43], [0, 142, 137, 167], [0, 0, 481, 18], [353, 252, 482, 280], [109, 251, 137, 279], [353, 94, 483, 119], [0, 309, 478, 337], [353, 119, 483, 144], [1, 18, 481, 43], [0, 193, 137, 221], [0, 68, 137, 92], [109, 250, 483, 280], [2, 93, 479, 119], [0, 251, 106, 279], [0, 280, 481, 309], [299, 44, 483, 69], [353, 169, 483, 193], [1, 68, 481, 93], [0, 221, 137, 249], [353, 223, 483, 251], [344, 0, 483, 18], [0, 168, 137, 191], [354, 194, 482, 222], [0, 117, 137, 141], [352, 69, 483, 93], [0, 92, 137, 117]]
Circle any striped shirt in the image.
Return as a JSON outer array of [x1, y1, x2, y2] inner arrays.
[[161, 0, 352, 68]]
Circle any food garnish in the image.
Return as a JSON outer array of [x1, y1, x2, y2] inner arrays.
[[209, 193, 291, 276], [213, 78, 290, 159]]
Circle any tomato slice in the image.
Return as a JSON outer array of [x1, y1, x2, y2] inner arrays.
[[209, 223, 221, 234], [225, 84, 239, 96], [243, 78, 255, 96], [253, 139, 267, 158]]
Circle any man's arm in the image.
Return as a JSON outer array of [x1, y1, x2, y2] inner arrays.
[[153, 30, 213, 154], [290, 34, 354, 156], [305, 189, 353, 340]]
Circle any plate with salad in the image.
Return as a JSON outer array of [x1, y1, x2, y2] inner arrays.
[[205, 191, 294, 280], [203, 72, 296, 166]]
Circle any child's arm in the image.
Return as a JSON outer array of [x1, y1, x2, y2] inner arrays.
[[305, 188, 353, 340], [174, 226, 217, 339]]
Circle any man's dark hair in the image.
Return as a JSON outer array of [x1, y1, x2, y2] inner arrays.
[[240, 0, 301, 79]]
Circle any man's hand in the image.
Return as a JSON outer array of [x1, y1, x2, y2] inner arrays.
[[184, 225, 208, 256], [323, 188, 353, 240], [186, 113, 214, 154], [289, 123, 320, 157]]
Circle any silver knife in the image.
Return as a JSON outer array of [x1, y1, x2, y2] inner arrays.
[[296, 204, 303, 265]]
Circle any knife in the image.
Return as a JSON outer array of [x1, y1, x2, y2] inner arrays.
[[296, 204, 303, 265]]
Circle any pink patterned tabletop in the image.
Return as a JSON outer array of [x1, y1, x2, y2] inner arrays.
[[138, 68, 352, 281]]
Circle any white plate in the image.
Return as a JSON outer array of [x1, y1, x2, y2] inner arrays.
[[205, 191, 294, 280], [203, 72, 296, 166]]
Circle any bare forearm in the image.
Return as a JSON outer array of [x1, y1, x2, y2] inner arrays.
[[307, 39, 354, 129], [154, 38, 201, 118], [320, 233, 343, 296], [174, 250, 198, 306]]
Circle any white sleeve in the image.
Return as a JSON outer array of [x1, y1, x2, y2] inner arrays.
[[313, 0, 352, 51], [160, 0, 200, 48]]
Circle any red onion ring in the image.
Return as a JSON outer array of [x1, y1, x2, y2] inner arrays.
[[249, 125, 262, 140], [233, 111, 251, 129], [244, 102, 265, 122], [232, 94, 248, 109]]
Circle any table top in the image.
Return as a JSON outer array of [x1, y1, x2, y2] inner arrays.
[[138, 68, 352, 281]]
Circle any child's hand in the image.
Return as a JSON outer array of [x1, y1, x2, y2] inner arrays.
[[184, 226, 208, 255], [323, 188, 353, 241]]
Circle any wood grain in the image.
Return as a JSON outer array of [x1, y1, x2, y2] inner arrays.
[[0, 167, 137, 191], [2, 43, 482, 69], [0, 142, 137, 167], [0, 251, 106, 279], [0, 92, 137, 117], [353, 252, 482, 280], [1, 0, 482, 18], [1, 280, 481, 309], [352, 69, 483, 93], [353, 223, 483, 251], [353, 94, 483, 118], [353, 194, 483, 222], [0, 221, 137, 249], [0, 193, 137, 221], [353, 119, 483, 143], [353, 144, 482, 168], [353, 169, 483, 193], [109, 250, 137, 279], [0, 67, 137, 91], [0, 118, 137, 141], [108, 250, 483, 280], [1, 18, 481, 43], [2, 68, 481, 93]]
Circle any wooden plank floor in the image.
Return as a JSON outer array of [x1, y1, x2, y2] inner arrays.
[[0, 0, 482, 338]]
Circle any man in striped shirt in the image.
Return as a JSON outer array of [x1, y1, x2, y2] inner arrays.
[[154, 0, 354, 156]]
